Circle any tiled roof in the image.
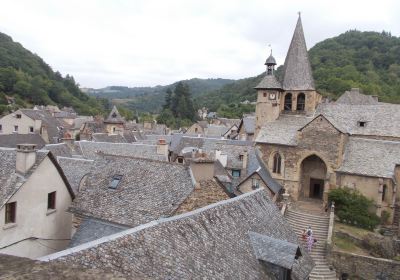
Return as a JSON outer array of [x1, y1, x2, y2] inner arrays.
[[43, 143, 73, 158], [92, 133, 127, 143], [255, 115, 311, 146], [42, 190, 314, 279], [69, 217, 128, 248], [282, 15, 315, 90], [21, 109, 62, 143], [206, 124, 229, 137], [337, 137, 400, 179], [68, 156, 194, 226], [76, 141, 167, 161], [57, 157, 94, 194], [254, 74, 282, 89], [336, 88, 378, 105], [0, 254, 127, 279], [317, 103, 400, 138], [0, 134, 46, 149], [241, 116, 256, 134], [249, 231, 300, 269]]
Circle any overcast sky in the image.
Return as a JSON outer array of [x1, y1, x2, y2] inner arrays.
[[0, 0, 399, 88]]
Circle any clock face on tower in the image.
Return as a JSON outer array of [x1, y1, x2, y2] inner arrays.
[[269, 93, 276, 100]]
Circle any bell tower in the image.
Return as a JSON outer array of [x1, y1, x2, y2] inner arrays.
[[254, 50, 283, 137]]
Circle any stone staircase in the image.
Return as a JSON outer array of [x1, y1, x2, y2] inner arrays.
[[286, 208, 337, 280]]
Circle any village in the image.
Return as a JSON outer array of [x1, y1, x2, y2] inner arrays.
[[1, 13, 400, 280]]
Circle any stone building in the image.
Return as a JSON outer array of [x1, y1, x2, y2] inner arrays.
[[254, 15, 400, 224]]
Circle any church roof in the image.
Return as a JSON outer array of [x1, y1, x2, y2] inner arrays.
[[104, 106, 125, 124], [254, 75, 282, 90], [282, 15, 315, 91], [265, 54, 277, 65], [336, 88, 379, 105]]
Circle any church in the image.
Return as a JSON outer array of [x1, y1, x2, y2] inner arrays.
[[254, 15, 400, 225]]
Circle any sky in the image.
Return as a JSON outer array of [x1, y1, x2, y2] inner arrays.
[[0, 0, 399, 88]]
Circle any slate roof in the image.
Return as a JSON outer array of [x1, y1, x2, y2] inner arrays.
[[42, 190, 314, 280], [68, 155, 194, 226], [206, 124, 230, 137], [238, 149, 283, 194], [282, 15, 315, 90], [255, 114, 312, 146], [0, 134, 46, 149], [0, 254, 127, 279], [69, 217, 129, 248], [265, 53, 277, 65], [254, 74, 282, 89], [57, 157, 94, 194], [92, 133, 127, 143], [249, 231, 301, 269], [21, 109, 62, 143], [336, 88, 378, 105], [104, 106, 125, 124], [43, 143, 73, 158], [238, 116, 256, 134], [76, 141, 167, 161], [0, 148, 74, 208], [317, 103, 400, 138], [337, 137, 400, 179]]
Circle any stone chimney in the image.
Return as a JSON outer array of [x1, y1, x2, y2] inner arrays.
[[156, 139, 168, 157], [16, 144, 37, 174], [215, 149, 227, 167], [242, 150, 248, 170], [62, 137, 75, 150]]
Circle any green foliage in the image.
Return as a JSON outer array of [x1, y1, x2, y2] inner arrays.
[[217, 103, 255, 119], [115, 105, 134, 121], [381, 210, 390, 225], [156, 82, 196, 129], [0, 32, 108, 115], [139, 112, 154, 123], [329, 187, 380, 230]]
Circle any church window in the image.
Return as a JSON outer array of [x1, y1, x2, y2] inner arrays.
[[273, 153, 282, 174], [284, 93, 292, 111], [296, 93, 305, 111], [382, 184, 387, 202]]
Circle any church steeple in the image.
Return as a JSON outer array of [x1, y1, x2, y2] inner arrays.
[[282, 13, 315, 90], [265, 50, 277, 75]]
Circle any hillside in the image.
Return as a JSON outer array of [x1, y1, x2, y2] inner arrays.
[[89, 78, 233, 113], [0, 32, 108, 116]]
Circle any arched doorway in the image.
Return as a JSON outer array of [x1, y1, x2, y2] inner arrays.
[[284, 93, 292, 111], [300, 155, 327, 199]]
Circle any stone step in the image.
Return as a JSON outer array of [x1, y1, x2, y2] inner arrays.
[[287, 209, 330, 220]]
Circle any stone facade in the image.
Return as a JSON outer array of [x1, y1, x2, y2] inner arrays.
[[329, 250, 400, 280]]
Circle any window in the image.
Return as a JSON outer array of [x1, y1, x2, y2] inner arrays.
[[284, 93, 292, 111], [29, 126, 34, 133], [263, 92, 267, 98], [273, 153, 282, 174], [5, 202, 16, 224], [358, 121, 366, 127], [239, 154, 244, 161], [112, 112, 117, 118], [0, 124, 2, 132], [252, 178, 260, 189], [14, 125, 18, 132], [177, 157, 184, 164], [382, 184, 387, 202], [16, 114, 21, 119], [194, 127, 198, 133], [232, 169, 241, 178], [47, 191, 56, 209], [296, 93, 305, 111], [109, 175, 123, 189]]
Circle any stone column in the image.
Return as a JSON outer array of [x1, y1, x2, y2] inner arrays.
[[323, 173, 331, 209], [377, 178, 384, 217]]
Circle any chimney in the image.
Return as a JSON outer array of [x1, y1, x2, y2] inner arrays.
[[156, 139, 168, 157], [215, 149, 227, 167], [16, 144, 37, 174], [62, 137, 75, 150], [242, 150, 248, 170]]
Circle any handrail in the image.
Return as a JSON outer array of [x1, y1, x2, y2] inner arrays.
[[327, 201, 335, 245]]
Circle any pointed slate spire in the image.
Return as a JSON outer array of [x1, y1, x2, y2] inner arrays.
[[282, 14, 315, 90], [104, 105, 125, 124]]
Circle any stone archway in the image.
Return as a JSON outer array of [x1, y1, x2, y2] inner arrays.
[[300, 155, 327, 199]]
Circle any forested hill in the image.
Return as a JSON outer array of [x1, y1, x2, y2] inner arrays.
[[197, 30, 400, 113], [0, 32, 107, 116]]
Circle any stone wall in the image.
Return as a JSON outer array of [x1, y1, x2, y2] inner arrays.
[[329, 250, 400, 279]]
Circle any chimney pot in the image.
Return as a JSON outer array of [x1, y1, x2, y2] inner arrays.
[[16, 144, 37, 174]]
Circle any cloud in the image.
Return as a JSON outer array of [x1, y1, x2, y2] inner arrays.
[[0, 0, 399, 88]]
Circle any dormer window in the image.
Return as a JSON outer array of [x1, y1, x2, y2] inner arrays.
[[112, 112, 117, 118], [109, 175, 123, 189], [358, 121, 366, 127]]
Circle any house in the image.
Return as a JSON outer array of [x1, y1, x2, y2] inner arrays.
[[0, 145, 74, 258], [0, 133, 46, 149], [103, 106, 125, 134], [0, 109, 63, 143], [39, 190, 314, 279], [238, 116, 255, 141]]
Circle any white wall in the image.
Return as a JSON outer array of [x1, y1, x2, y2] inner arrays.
[[0, 156, 72, 258], [0, 110, 41, 134]]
